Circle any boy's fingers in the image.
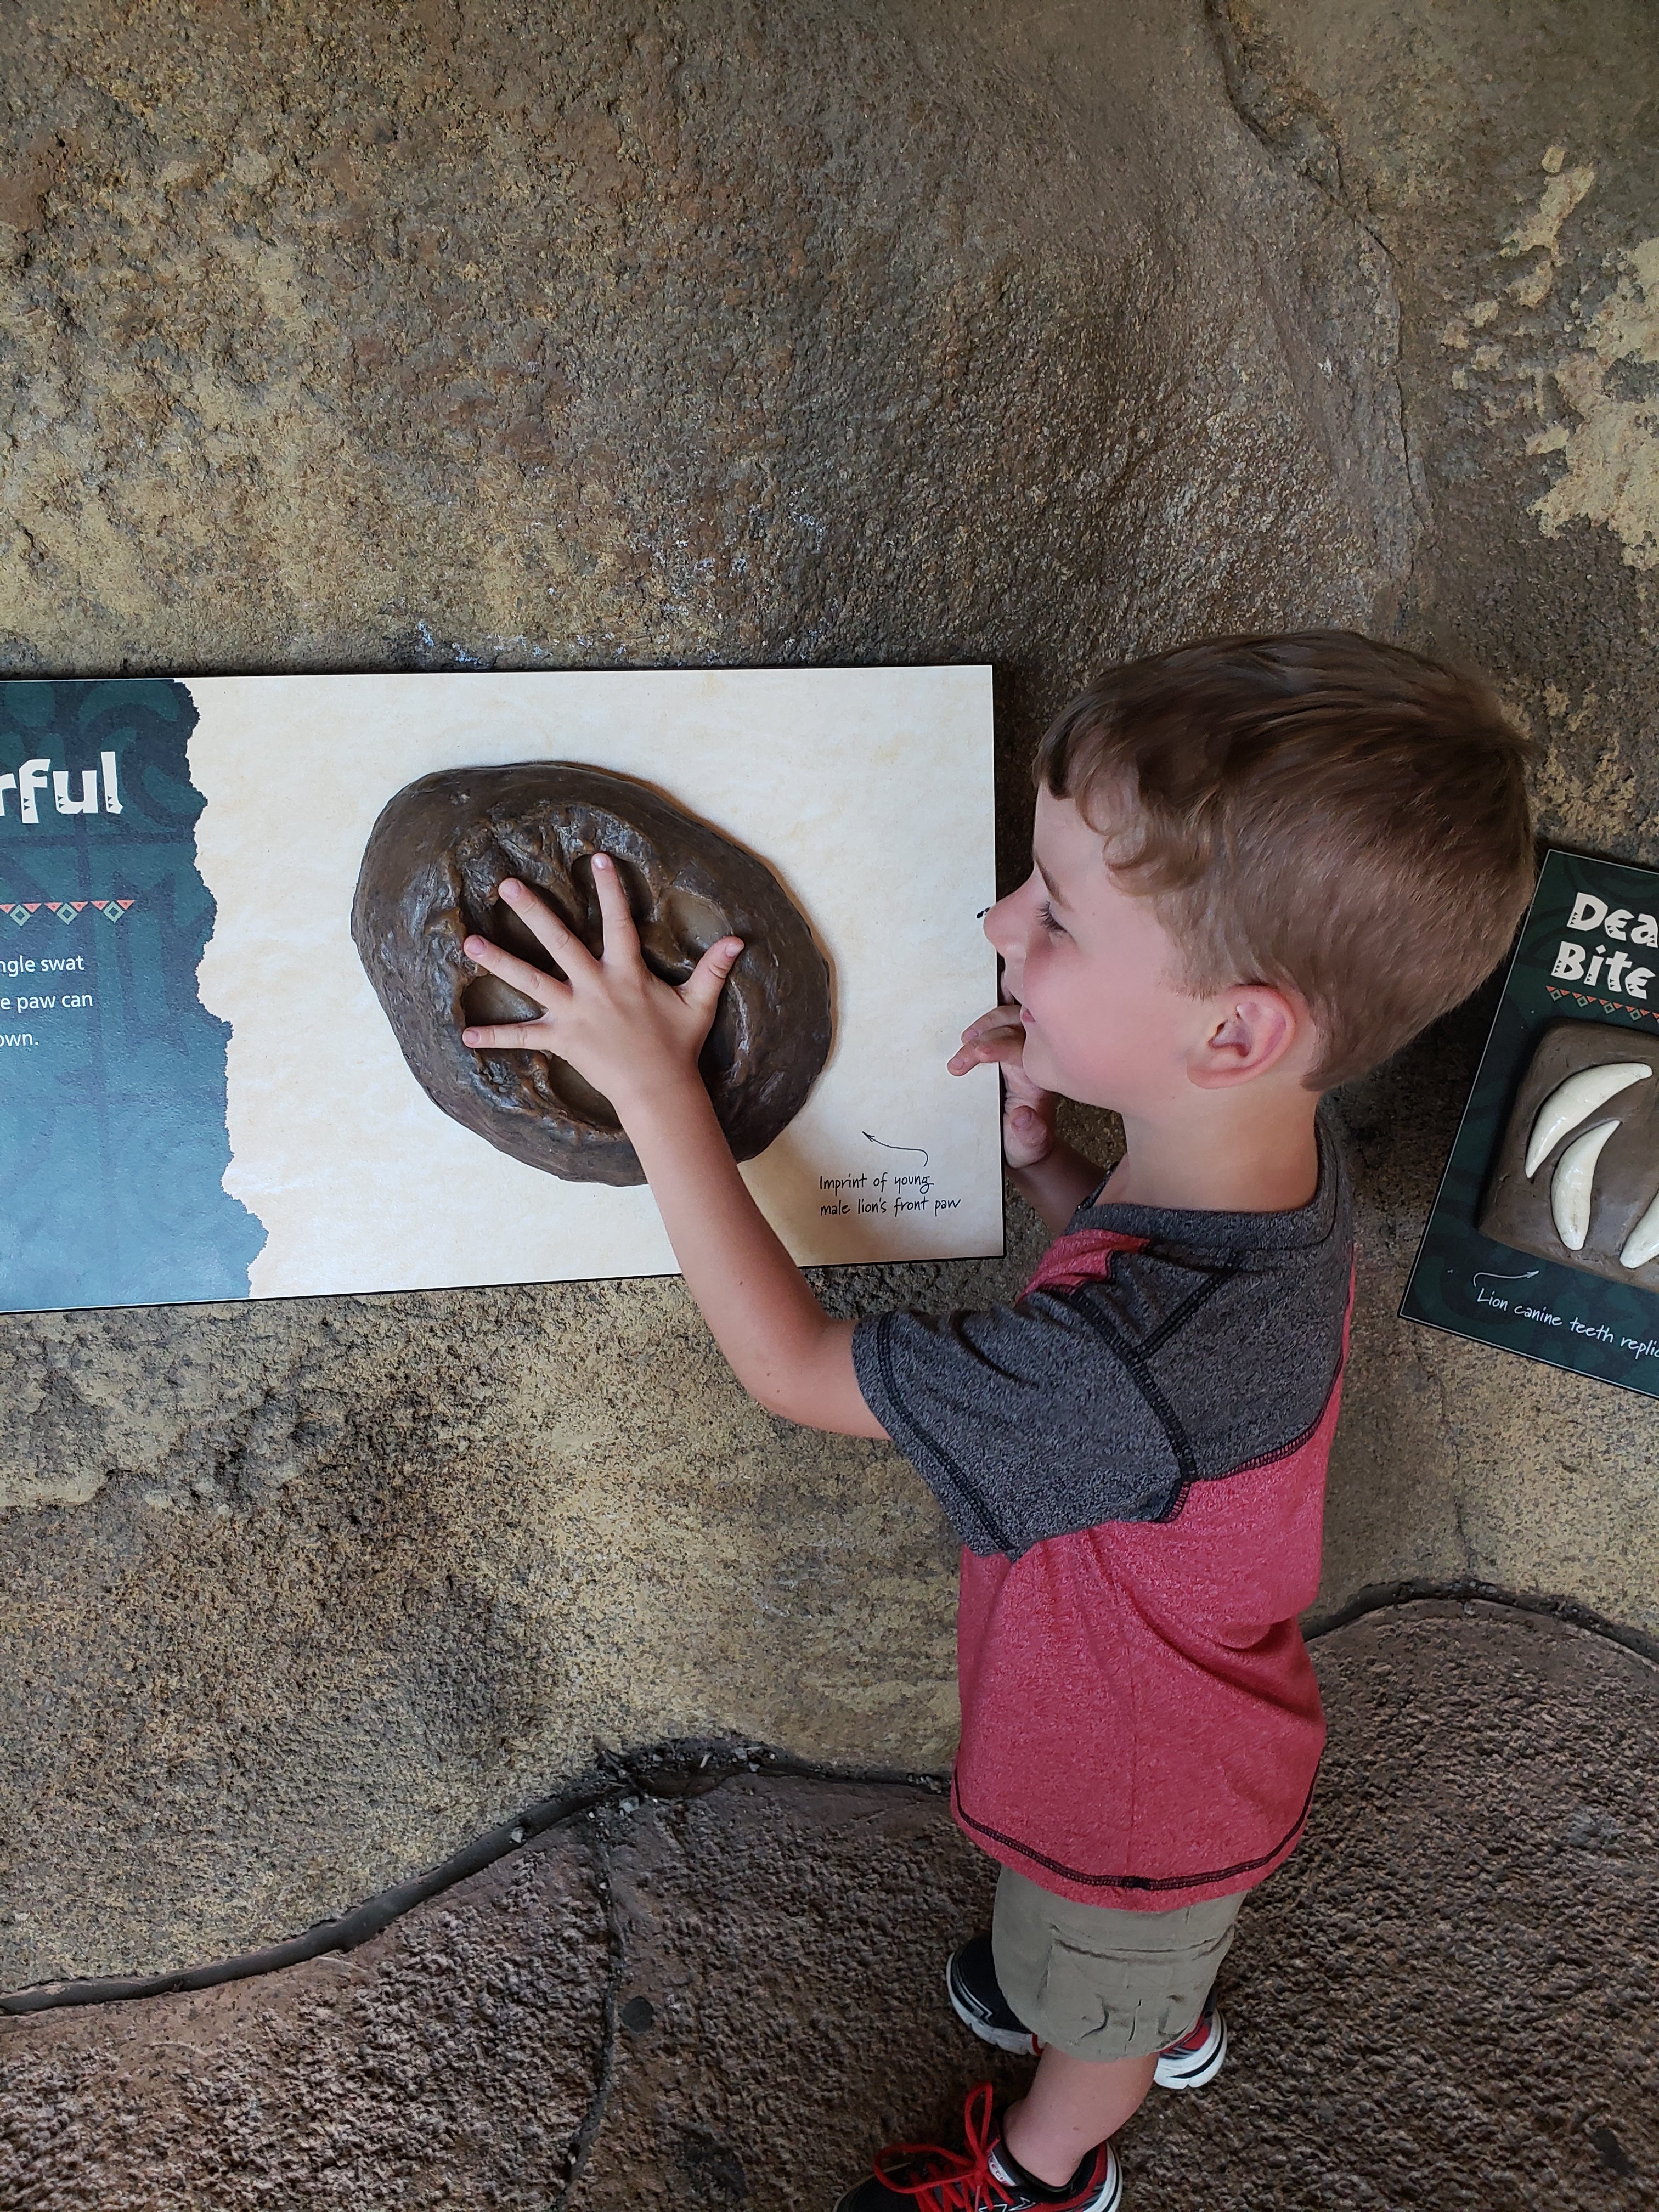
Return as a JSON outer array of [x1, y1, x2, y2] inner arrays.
[[462, 932, 568, 1008], [957, 1007, 1025, 1049], [461, 1020, 553, 1051], [498, 878, 597, 975], [948, 1030, 1026, 1075], [680, 936, 744, 1018], [591, 853, 642, 961]]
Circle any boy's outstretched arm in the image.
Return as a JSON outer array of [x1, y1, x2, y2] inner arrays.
[[459, 861, 886, 1438], [620, 1080, 884, 1434]]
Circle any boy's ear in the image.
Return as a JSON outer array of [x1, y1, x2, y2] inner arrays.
[[1186, 985, 1311, 1089]]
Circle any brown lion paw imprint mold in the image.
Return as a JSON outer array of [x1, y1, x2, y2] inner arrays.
[[352, 763, 832, 1186], [1481, 1021, 1659, 1283]]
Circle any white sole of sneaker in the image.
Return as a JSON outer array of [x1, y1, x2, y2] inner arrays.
[[1153, 2012, 1227, 2090], [1094, 2145, 1125, 2212], [943, 1959, 1040, 2055]]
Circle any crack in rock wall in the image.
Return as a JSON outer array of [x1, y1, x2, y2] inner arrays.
[[0, 0, 1654, 1989]]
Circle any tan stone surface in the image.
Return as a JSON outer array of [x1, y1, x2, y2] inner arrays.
[[0, 0, 1655, 1988], [0, 1272, 973, 1985], [4, 1606, 1654, 2210]]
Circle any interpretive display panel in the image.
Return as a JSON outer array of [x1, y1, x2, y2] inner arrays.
[[1403, 845, 1659, 1397], [0, 669, 1001, 1312]]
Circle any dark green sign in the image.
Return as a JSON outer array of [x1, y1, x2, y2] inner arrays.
[[1402, 845, 1659, 1397], [0, 679, 265, 1313]]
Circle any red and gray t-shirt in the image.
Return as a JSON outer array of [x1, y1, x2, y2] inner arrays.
[[851, 1122, 1354, 1909]]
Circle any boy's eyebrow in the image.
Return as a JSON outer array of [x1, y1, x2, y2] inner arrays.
[[1035, 855, 1069, 907]]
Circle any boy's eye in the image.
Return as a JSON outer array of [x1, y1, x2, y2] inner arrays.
[[1036, 901, 1066, 937]]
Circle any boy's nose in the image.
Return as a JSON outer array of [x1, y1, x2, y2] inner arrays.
[[983, 891, 1016, 955]]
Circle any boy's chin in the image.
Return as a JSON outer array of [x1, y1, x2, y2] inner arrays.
[[1020, 1037, 1075, 1100], [1018, 1032, 1053, 1086]]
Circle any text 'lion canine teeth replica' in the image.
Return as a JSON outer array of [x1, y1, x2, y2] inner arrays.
[[1482, 1023, 1659, 1283]]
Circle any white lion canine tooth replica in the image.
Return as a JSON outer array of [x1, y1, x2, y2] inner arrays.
[[1549, 1119, 1621, 1251], [1480, 1027, 1659, 1281], [1619, 1188, 1659, 1271], [1524, 1062, 1651, 1177]]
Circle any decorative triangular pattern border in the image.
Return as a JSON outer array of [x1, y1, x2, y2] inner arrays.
[[0, 899, 134, 926], [1544, 985, 1659, 1024]]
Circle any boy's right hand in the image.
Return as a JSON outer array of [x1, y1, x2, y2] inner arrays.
[[949, 1001, 1059, 1170]]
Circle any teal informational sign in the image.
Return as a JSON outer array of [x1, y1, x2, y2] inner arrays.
[[1402, 845, 1659, 1398], [0, 680, 266, 1311]]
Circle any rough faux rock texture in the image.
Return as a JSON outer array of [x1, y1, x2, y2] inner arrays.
[[0, 1824, 610, 2210], [0, 1271, 974, 1987], [571, 1774, 1019, 2212], [0, 0, 1655, 1985], [3, 1605, 1654, 2211], [0, 0, 1405, 692], [579, 1605, 1659, 2212]]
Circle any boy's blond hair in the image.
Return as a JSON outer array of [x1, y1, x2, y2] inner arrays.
[[1037, 630, 1537, 1089]]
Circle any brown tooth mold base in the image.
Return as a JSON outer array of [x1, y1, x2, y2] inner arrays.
[[1480, 1021, 1659, 1286], [351, 763, 833, 1187]]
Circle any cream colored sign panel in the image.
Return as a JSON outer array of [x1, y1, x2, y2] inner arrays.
[[189, 667, 1002, 1296]]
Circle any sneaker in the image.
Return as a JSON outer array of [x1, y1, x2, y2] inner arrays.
[[1152, 1992, 1227, 2090], [945, 1934, 1039, 2055], [945, 1934, 1227, 2091], [833, 2083, 1122, 2212]]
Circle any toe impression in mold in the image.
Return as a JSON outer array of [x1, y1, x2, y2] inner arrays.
[[1524, 1062, 1651, 1177], [352, 762, 833, 1186]]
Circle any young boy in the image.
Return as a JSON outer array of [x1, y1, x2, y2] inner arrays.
[[459, 631, 1535, 2211]]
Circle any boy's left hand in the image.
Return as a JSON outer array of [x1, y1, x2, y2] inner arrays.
[[459, 859, 743, 1114], [949, 1000, 1059, 1170]]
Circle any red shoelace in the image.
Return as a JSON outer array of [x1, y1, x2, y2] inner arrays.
[[872, 2083, 1002, 2210]]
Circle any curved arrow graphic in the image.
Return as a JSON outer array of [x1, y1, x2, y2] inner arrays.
[[864, 1131, 929, 1167]]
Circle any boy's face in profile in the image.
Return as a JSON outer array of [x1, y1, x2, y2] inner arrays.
[[986, 786, 1217, 1116]]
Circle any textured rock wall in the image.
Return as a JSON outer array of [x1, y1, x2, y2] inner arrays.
[[4, 1606, 1654, 2211], [0, 0, 1654, 1986]]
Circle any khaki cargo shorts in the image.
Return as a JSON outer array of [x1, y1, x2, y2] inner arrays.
[[991, 1864, 1243, 2062]]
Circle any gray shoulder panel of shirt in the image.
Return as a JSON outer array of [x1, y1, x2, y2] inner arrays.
[[851, 1119, 1355, 1558], [1047, 1116, 1355, 1500]]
